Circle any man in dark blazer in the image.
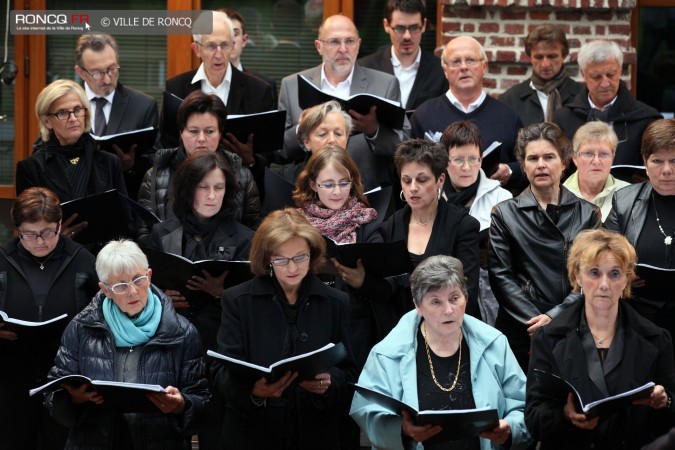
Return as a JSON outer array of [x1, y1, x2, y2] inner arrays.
[[74, 33, 159, 199], [278, 15, 410, 191], [499, 25, 582, 127], [358, 0, 447, 111], [160, 10, 275, 159]]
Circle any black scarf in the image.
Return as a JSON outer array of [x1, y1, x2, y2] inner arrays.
[[531, 66, 568, 122], [182, 212, 224, 261], [43, 134, 91, 200], [443, 171, 481, 210]]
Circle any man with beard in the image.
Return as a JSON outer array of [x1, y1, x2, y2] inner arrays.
[[358, 0, 448, 111], [500, 25, 582, 126]]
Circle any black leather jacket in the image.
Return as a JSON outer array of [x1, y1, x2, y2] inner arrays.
[[488, 186, 602, 324], [604, 181, 651, 246]]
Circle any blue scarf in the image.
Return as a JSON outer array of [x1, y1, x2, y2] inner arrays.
[[102, 288, 162, 347]]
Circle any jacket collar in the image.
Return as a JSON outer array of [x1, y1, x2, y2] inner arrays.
[[516, 185, 578, 209], [248, 274, 332, 302]]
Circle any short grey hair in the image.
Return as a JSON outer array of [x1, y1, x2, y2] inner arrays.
[[410, 255, 468, 306], [572, 121, 619, 154], [577, 40, 623, 72], [297, 100, 353, 144], [95, 239, 149, 284], [193, 10, 234, 43], [441, 35, 487, 66]]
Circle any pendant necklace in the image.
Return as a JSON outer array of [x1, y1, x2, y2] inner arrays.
[[31, 250, 55, 270], [653, 193, 675, 246], [589, 329, 615, 347]]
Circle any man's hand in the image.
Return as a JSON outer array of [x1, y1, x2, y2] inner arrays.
[[349, 105, 379, 137], [112, 143, 137, 172], [490, 163, 511, 186], [223, 133, 255, 167]]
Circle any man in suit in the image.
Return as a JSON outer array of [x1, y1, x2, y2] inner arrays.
[[74, 33, 159, 199], [553, 40, 662, 175], [220, 8, 277, 104], [410, 36, 525, 192], [278, 14, 410, 190], [160, 10, 275, 163], [358, 0, 448, 111], [499, 25, 582, 127]]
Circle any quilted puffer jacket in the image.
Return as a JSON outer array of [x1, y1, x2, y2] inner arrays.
[[44, 286, 210, 450]]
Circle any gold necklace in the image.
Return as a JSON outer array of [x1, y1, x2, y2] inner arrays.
[[422, 322, 462, 392], [30, 250, 56, 270], [411, 209, 437, 226], [589, 328, 615, 347]]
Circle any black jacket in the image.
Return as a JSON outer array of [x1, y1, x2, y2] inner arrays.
[[526, 301, 675, 449], [0, 236, 97, 385], [553, 81, 662, 167], [137, 145, 260, 244], [45, 287, 210, 450], [16, 134, 127, 200], [488, 186, 602, 324], [499, 74, 582, 127], [356, 199, 480, 337], [212, 275, 358, 450]]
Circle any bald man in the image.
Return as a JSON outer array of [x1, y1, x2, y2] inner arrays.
[[278, 15, 410, 191], [410, 36, 525, 192]]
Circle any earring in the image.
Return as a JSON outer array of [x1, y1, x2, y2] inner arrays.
[[580, 287, 583, 296], [437, 187, 442, 200], [269, 264, 274, 277], [400, 190, 406, 202]]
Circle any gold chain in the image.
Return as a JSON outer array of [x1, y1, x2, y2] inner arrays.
[[422, 322, 462, 392]]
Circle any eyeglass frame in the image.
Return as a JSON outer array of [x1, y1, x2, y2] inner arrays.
[[317, 38, 360, 48], [46, 106, 87, 121], [444, 58, 484, 69], [80, 66, 120, 81], [389, 24, 423, 35], [270, 253, 311, 267], [575, 150, 614, 161], [316, 180, 353, 190], [449, 157, 482, 167], [103, 272, 150, 295], [18, 228, 60, 241], [195, 41, 233, 53]]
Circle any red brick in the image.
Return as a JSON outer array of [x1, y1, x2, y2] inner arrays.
[[479, 23, 500, 33], [609, 24, 631, 35], [488, 65, 502, 74], [507, 66, 528, 75], [463, 23, 475, 32], [501, 9, 527, 20], [556, 11, 583, 21], [528, 10, 550, 20], [496, 50, 517, 62], [595, 25, 606, 35], [587, 11, 613, 21], [442, 22, 462, 32], [491, 36, 516, 47], [483, 77, 497, 89], [500, 78, 520, 90], [455, 7, 487, 19], [504, 23, 524, 35], [573, 25, 592, 35]]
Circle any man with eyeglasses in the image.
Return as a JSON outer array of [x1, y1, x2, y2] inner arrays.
[[410, 36, 525, 193], [499, 25, 582, 127], [278, 14, 410, 194], [553, 40, 662, 179], [73, 33, 159, 200], [161, 10, 275, 153], [358, 0, 447, 111]]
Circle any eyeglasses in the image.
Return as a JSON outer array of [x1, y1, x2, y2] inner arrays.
[[576, 151, 613, 161], [390, 25, 422, 35], [196, 41, 232, 53], [46, 107, 87, 121], [81, 67, 120, 81], [450, 157, 481, 167], [104, 273, 150, 295], [318, 38, 359, 48], [316, 181, 352, 190], [270, 253, 311, 266], [445, 58, 483, 68], [18, 228, 59, 241]]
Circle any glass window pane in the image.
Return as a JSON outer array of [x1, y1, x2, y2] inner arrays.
[[0, 6, 15, 186]]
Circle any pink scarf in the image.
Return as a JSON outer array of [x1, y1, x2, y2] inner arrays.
[[301, 198, 378, 244]]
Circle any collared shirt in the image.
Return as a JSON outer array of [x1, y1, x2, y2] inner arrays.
[[319, 64, 354, 99], [446, 89, 486, 114], [589, 94, 618, 112], [191, 62, 232, 105], [563, 170, 630, 221], [529, 80, 550, 118], [391, 46, 421, 109], [84, 83, 115, 135]]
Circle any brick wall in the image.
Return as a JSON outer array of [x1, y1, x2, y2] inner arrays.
[[439, 0, 637, 96]]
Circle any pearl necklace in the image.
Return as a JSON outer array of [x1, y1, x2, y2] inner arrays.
[[422, 322, 462, 392], [653, 193, 675, 246]]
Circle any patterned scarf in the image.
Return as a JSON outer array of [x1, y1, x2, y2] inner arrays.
[[301, 197, 377, 244], [531, 66, 568, 122]]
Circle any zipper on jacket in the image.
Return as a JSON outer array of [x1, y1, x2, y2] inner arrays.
[[562, 238, 569, 295], [38, 304, 43, 321]]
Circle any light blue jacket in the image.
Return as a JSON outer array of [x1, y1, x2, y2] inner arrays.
[[350, 311, 531, 450]]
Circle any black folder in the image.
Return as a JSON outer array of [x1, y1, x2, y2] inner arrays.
[[323, 238, 412, 278], [91, 127, 157, 152], [261, 167, 296, 214], [224, 110, 286, 153], [143, 247, 253, 298], [0, 311, 68, 339], [634, 263, 675, 300], [352, 383, 499, 446], [481, 141, 502, 178], [297, 75, 406, 130]]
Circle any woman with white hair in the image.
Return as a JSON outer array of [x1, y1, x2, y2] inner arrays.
[[44, 239, 210, 450]]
